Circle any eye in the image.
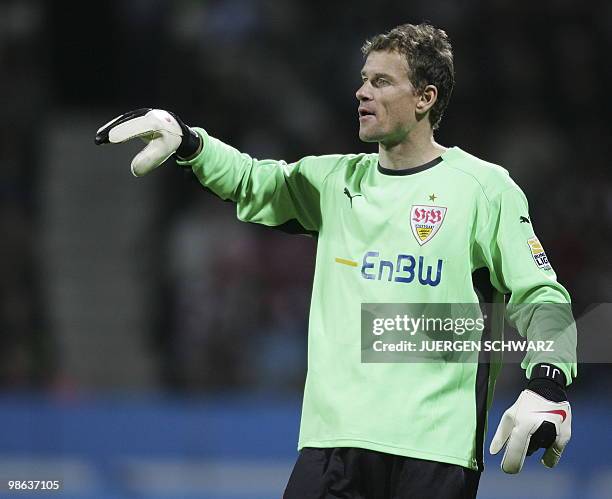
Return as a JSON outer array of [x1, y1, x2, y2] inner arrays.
[[375, 78, 389, 87]]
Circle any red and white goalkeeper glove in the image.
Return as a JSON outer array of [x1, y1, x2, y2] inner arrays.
[[490, 364, 571, 474]]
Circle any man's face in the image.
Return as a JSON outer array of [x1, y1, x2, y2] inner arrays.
[[356, 50, 421, 145]]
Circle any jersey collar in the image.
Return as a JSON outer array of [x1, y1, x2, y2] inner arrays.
[[377, 155, 443, 176]]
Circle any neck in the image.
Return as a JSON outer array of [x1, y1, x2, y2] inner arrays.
[[378, 126, 447, 170]]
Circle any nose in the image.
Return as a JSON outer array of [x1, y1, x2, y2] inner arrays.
[[356, 81, 372, 102]]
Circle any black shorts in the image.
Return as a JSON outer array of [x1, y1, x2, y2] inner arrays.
[[284, 447, 481, 499]]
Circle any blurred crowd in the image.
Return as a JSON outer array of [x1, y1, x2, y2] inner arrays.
[[1, 0, 610, 393]]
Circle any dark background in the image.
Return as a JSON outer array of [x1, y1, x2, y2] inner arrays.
[[1, 1, 611, 497]]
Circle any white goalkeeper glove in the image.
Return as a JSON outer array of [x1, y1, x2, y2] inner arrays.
[[95, 108, 202, 177], [490, 364, 571, 474]]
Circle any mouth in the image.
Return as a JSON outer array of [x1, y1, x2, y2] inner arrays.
[[358, 108, 376, 120]]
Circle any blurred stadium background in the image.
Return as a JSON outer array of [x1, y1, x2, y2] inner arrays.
[[1, 0, 611, 497]]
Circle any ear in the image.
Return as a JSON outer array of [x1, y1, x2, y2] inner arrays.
[[415, 84, 438, 115]]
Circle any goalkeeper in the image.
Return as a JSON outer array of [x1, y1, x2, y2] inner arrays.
[[96, 23, 576, 499]]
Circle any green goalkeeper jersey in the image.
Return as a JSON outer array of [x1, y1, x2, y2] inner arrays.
[[179, 129, 577, 470]]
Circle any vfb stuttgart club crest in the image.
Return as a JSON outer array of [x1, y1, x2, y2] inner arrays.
[[411, 205, 447, 245]]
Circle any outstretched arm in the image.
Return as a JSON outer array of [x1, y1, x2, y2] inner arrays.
[[96, 108, 342, 233]]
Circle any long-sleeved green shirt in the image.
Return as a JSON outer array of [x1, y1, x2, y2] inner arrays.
[[178, 129, 577, 470]]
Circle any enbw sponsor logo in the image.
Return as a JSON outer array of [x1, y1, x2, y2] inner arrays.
[[361, 251, 443, 287]]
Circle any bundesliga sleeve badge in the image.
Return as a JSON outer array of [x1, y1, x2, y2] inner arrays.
[[410, 205, 447, 245], [527, 237, 552, 271]]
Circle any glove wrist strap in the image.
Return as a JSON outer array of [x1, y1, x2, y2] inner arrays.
[[176, 127, 202, 160], [527, 363, 568, 402], [166, 110, 202, 160], [530, 362, 567, 387]]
